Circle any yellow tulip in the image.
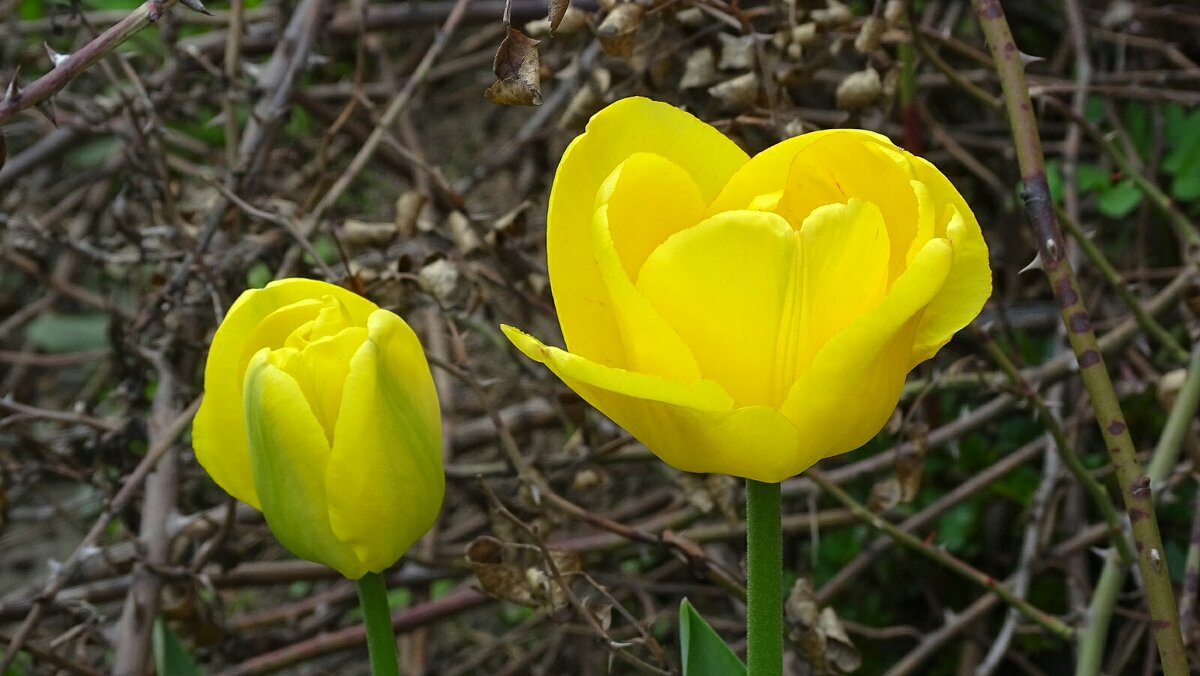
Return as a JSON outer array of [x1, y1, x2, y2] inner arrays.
[[193, 278, 444, 579], [503, 97, 990, 483]]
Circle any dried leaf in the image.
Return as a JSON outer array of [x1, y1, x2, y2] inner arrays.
[[394, 191, 428, 238], [867, 477, 901, 513], [418, 258, 459, 301], [835, 67, 881, 110], [465, 536, 582, 610], [447, 211, 482, 254], [548, 0, 569, 35], [560, 68, 611, 129], [708, 71, 758, 110], [341, 219, 395, 246], [597, 3, 644, 58], [854, 15, 885, 54], [485, 28, 543, 106], [895, 424, 927, 501], [680, 48, 718, 89], [553, 7, 589, 37], [786, 578, 861, 674], [717, 33, 756, 70], [812, 0, 852, 27]]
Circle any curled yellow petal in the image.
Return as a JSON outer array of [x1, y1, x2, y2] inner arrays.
[[502, 326, 806, 482], [548, 97, 748, 369], [243, 349, 366, 579], [780, 237, 953, 459], [327, 310, 444, 573]]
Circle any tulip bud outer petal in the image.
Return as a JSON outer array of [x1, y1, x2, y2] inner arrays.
[[327, 310, 445, 573], [243, 348, 366, 579], [194, 279, 376, 510]]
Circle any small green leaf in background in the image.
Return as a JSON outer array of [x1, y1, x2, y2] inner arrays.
[[679, 598, 746, 676], [24, 312, 110, 353], [1097, 179, 1143, 219], [153, 618, 201, 676], [1074, 163, 1111, 194]]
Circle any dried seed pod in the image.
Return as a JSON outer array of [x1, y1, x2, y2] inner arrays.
[[597, 3, 644, 58], [835, 66, 881, 110]]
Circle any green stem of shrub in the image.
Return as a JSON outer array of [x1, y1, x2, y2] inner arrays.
[[745, 480, 783, 676], [357, 572, 401, 676]]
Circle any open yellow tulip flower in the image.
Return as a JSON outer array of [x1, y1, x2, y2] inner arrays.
[[503, 97, 990, 483], [193, 279, 444, 579]]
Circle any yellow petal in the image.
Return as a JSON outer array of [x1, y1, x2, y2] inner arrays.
[[272, 327, 368, 444], [596, 152, 708, 280], [193, 279, 376, 509], [780, 237, 954, 460], [327, 310, 444, 573], [635, 210, 794, 407], [793, 200, 891, 380], [548, 97, 748, 369], [243, 348, 366, 578], [502, 326, 806, 482], [632, 203, 888, 408], [705, 128, 891, 216], [590, 154, 706, 382], [906, 158, 993, 365]]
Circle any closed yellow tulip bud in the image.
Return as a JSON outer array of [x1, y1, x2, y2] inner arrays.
[[503, 97, 991, 483], [193, 279, 444, 579]]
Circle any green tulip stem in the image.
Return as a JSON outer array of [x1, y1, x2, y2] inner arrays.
[[357, 572, 402, 676], [745, 479, 783, 676]]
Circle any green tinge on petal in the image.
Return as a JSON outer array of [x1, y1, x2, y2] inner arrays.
[[327, 310, 444, 574], [503, 326, 807, 482], [547, 97, 749, 370], [243, 349, 366, 579], [193, 279, 377, 510], [780, 237, 954, 461]]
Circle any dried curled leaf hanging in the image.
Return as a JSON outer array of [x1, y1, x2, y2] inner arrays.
[[786, 578, 862, 674], [547, 0, 569, 35], [466, 535, 582, 610], [485, 28, 543, 106], [596, 3, 644, 58]]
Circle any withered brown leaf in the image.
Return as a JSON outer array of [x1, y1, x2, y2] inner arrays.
[[485, 28, 543, 106], [548, 0, 569, 35]]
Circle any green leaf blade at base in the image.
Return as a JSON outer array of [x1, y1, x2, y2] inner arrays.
[[679, 598, 747, 676]]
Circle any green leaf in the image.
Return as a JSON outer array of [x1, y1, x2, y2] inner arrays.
[[1074, 163, 1111, 194], [1097, 180, 1143, 218], [1044, 160, 1063, 203], [153, 618, 202, 676], [1171, 171, 1200, 202], [24, 312, 110, 353], [679, 598, 746, 676]]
